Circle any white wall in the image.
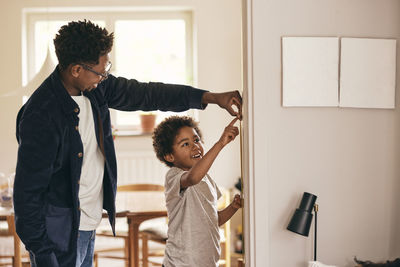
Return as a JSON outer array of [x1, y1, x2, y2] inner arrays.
[[0, 0, 242, 190], [0, 1, 23, 176], [249, 0, 400, 266]]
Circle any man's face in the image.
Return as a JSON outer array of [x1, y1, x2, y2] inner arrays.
[[166, 126, 204, 171], [78, 54, 111, 92]]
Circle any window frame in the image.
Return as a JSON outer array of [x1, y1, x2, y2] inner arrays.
[[22, 7, 196, 135]]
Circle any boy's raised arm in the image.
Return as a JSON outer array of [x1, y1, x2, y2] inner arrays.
[[180, 118, 239, 188]]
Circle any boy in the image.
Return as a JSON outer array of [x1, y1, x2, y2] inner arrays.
[[152, 116, 242, 267]]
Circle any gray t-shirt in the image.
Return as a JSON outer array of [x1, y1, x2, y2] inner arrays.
[[163, 167, 222, 267]]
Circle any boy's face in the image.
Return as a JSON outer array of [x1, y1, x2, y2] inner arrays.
[[165, 126, 204, 171]]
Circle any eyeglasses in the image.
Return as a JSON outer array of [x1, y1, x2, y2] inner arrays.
[[80, 61, 112, 80]]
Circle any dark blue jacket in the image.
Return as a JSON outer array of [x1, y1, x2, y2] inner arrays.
[[14, 67, 206, 267]]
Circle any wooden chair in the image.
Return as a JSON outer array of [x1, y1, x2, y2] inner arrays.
[[0, 214, 30, 267], [94, 184, 232, 267], [141, 188, 232, 266], [218, 189, 231, 267], [0, 215, 15, 267], [94, 183, 168, 267], [0, 182, 30, 267]]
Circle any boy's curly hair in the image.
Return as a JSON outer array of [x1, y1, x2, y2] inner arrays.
[[53, 20, 114, 70], [152, 116, 203, 167]]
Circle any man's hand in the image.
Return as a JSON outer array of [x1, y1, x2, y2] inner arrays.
[[218, 118, 239, 147], [202, 91, 242, 119]]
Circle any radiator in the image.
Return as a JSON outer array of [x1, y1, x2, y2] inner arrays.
[[116, 151, 169, 186]]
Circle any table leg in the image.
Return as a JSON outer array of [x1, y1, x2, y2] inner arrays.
[[133, 223, 139, 267], [8, 215, 21, 267], [13, 235, 21, 267], [128, 220, 134, 267], [128, 219, 140, 267]]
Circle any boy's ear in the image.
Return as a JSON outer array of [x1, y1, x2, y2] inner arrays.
[[164, 154, 174, 163]]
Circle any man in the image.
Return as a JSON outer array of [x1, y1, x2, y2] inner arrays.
[[14, 20, 242, 267]]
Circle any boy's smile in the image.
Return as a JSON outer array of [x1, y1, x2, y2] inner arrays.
[[166, 126, 204, 171]]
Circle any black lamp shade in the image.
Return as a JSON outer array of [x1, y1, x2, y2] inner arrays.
[[287, 192, 317, 237]]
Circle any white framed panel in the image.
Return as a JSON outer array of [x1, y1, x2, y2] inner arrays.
[[282, 37, 339, 107], [340, 38, 396, 109]]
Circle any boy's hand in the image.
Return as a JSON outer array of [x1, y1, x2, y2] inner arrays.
[[231, 194, 242, 209], [218, 118, 239, 147], [202, 91, 242, 119]]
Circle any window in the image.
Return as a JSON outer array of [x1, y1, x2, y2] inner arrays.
[[113, 18, 191, 130], [23, 8, 194, 134]]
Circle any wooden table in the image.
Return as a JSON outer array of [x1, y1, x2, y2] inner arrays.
[[0, 209, 22, 267], [2, 209, 168, 267], [115, 210, 167, 267]]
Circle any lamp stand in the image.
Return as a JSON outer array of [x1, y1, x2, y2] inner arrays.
[[314, 204, 318, 261]]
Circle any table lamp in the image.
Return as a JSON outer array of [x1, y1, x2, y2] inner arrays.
[[287, 192, 318, 261]]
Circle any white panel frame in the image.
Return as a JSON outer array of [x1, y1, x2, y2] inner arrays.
[[282, 37, 339, 107], [340, 38, 397, 109]]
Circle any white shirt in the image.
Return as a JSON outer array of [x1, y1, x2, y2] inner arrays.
[[71, 95, 105, 231], [163, 167, 222, 267]]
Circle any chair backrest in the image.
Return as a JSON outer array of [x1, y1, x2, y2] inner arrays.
[[115, 183, 166, 212], [117, 184, 164, 192]]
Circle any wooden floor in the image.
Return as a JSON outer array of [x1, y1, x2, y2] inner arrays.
[[95, 236, 164, 267], [97, 256, 244, 267], [97, 257, 163, 267]]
